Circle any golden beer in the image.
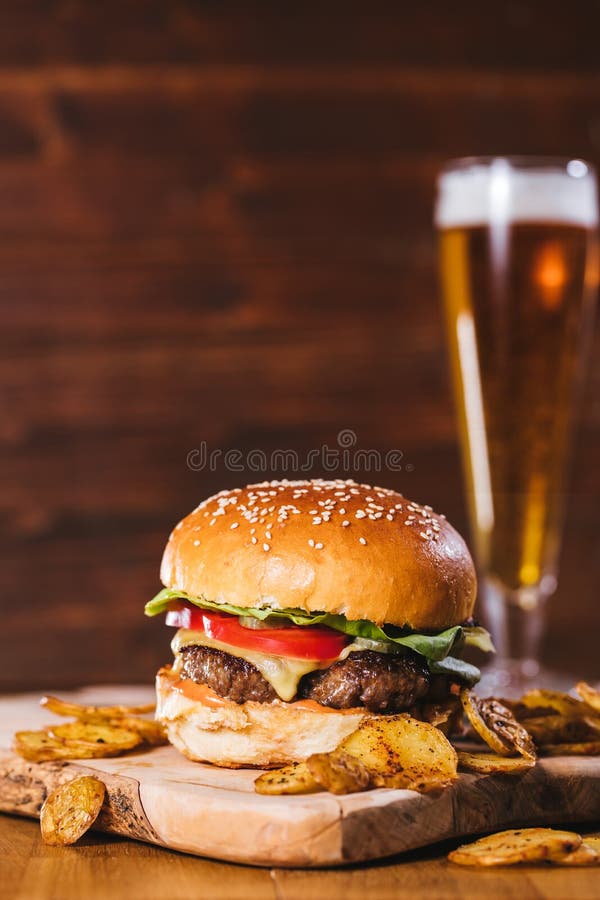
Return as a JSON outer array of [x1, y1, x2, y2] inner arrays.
[[437, 160, 598, 607]]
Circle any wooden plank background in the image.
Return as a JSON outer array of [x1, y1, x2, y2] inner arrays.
[[1, 1, 599, 689]]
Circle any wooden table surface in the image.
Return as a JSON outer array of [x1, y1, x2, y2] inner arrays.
[[2, 815, 599, 900]]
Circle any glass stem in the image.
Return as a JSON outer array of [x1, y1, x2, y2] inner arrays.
[[479, 577, 549, 680]]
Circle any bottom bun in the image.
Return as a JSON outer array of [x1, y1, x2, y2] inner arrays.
[[156, 667, 366, 768]]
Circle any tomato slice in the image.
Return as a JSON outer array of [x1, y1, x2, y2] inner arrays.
[[165, 604, 349, 661]]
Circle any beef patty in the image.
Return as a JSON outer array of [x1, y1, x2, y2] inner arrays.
[[180, 645, 277, 704], [179, 645, 430, 711], [298, 650, 430, 712]]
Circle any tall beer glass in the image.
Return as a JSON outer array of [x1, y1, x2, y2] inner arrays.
[[436, 157, 598, 691]]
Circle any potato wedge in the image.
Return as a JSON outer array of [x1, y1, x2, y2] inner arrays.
[[254, 762, 320, 795], [461, 690, 536, 760], [39, 695, 165, 748], [106, 716, 167, 746], [498, 699, 553, 721], [13, 730, 122, 762], [461, 691, 508, 754], [576, 682, 600, 714], [522, 714, 600, 745], [254, 714, 458, 797], [49, 722, 141, 751], [538, 741, 600, 756], [457, 751, 536, 775], [448, 828, 581, 867], [15, 696, 162, 763], [518, 689, 587, 718], [553, 843, 599, 866], [582, 836, 600, 853], [40, 776, 105, 846], [307, 750, 371, 795], [41, 695, 155, 719], [383, 771, 458, 793], [339, 714, 458, 790]]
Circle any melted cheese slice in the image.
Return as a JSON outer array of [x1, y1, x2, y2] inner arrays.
[[171, 628, 339, 702]]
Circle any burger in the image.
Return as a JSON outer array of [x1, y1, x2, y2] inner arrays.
[[145, 478, 492, 768]]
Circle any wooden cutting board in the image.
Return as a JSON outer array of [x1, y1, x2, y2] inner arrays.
[[1, 686, 599, 868]]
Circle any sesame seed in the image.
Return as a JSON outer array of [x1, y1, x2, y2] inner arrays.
[[359, 537, 367, 545], [419, 531, 429, 540], [265, 530, 272, 540], [230, 522, 239, 530], [263, 543, 270, 552], [209, 519, 216, 526], [404, 520, 413, 526], [338, 508, 346, 514], [308, 539, 315, 547], [193, 539, 200, 546], [355, 510, 366, 519], [251, 536, 257, 544], [342, 520, 350, 527], [313, 517, 322, 525], [386, 514, 394, 521], [315, 542, 324, 550]]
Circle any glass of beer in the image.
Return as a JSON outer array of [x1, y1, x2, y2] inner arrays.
[[435, 157, 598, 691]]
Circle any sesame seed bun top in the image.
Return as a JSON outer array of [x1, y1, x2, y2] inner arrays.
[[160, 479, 477, 630]]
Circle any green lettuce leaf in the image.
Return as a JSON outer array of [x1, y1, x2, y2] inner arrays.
[[145, 588, 493, 668], [428, 657, 481, 685]]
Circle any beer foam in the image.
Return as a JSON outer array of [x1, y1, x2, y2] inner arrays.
[[436, 162, 598, 228]]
